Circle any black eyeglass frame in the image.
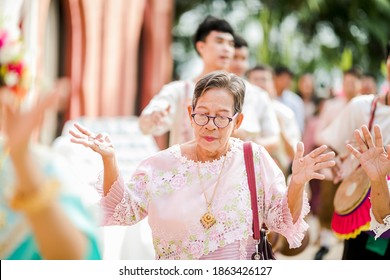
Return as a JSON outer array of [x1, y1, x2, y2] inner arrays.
[[191, 113, 238, 128]]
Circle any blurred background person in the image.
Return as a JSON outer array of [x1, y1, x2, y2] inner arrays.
[[297, 73, 318, 124], [247, 64, 310, 257], [228, 34, 280, 154], [301, 96, 326, 219], [139, 17, 280, 156], [315, 68, 362, 142], [313, 67, 362, 260], [274, 65, 305, 134], [138, 15, 235, 147], [228, 33, 249, 78], [246, 64, 301, 177], [296, 72, 324, 222], [361, 73, 378, 95]]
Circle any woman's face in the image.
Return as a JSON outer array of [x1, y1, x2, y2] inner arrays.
[[189, 88, 242, 155]]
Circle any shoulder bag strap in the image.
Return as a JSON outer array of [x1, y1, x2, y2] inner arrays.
[[244, 141, 260, 241]]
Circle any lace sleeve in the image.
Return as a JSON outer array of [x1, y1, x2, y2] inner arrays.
[[97, 172, 149, 226], [370, 209, 390, 239], [255, 145, 310, 248]]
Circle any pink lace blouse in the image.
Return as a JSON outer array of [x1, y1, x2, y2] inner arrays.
[[97, 138, 310, 259]]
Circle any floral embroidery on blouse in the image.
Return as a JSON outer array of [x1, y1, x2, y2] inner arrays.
[[98, 138, 310, 259]]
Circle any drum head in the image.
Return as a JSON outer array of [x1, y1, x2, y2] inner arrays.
[[333, 167, 370, 215]]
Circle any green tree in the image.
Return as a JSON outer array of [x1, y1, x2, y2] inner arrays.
[[173, 0, 390, 80]]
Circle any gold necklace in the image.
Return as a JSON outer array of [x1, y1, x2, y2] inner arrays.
[[196, 150, 227, 230]]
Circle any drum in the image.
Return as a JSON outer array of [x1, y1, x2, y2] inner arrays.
[[333, 167, 370, 215], [331, 167, 372, 239]]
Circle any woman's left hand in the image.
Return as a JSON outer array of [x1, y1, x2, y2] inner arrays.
[[290, 142, 336, 186]]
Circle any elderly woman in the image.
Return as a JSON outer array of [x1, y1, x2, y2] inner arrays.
[[70, 71, 335, 260]]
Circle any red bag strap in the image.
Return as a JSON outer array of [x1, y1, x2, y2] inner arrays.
[[243, 142, 260, 241]]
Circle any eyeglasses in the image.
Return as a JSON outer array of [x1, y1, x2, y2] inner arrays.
[[191, 113, 237, 128]]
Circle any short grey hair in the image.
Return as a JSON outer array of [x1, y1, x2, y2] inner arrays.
[[192, 71, 245, 114]]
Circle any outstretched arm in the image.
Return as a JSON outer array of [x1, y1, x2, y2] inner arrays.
[[139, 105, 171, 135], [69, 122, 119, 196], [287, 142, 336, 222], [346, 125, 390, 223], [2, 82, 90, 259]]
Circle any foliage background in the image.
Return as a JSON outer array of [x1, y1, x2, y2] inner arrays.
[[172, 0, 390, 94]]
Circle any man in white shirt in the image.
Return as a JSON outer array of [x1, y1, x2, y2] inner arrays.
[[139, 17, 280, 150], [139, 16, 235, 146]]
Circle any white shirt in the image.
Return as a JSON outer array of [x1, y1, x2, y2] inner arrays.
[[140, 79, 280, 146], [277, 89, 305, 133], [238, 80, 280, 140], [271, 99, 301, 173], [140, 80, 194, 146]]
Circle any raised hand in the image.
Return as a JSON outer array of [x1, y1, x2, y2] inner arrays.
[[151, 105, 171, 126], [1, 80, 71, 206], [0, 85, 61, 155], [291, 142, 336, 186], [346, 125, 390, 182], [69, 122, 115, 159]]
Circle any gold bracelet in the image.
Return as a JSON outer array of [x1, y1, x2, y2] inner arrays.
[[9, 179, 60, 214]]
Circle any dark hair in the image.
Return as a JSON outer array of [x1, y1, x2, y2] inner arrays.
[[193, 16, 234, 53], [233, 34, 248, 49], [192, 71, 245, 114], [274, 65, 294, 77], [246, 64, 274, 77], [362, 72, 376, 80], [344, 67, 363, 79]]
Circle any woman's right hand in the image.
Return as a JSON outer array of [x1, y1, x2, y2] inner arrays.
[[69, 122, 115, 159]]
